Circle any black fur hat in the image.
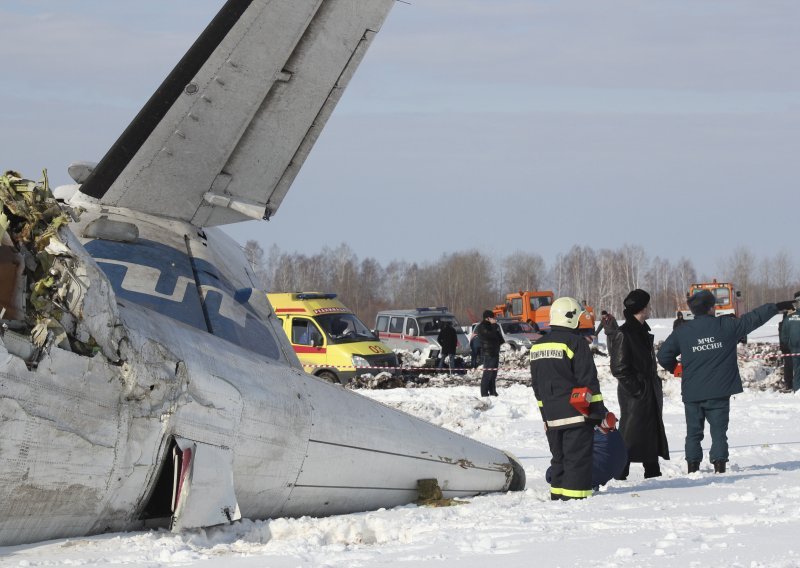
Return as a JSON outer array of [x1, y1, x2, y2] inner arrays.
[[623, 289, 650, 315]]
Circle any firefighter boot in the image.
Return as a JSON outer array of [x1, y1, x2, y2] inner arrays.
[[713, 460, 726, 474], [687, 461, 700, 474]]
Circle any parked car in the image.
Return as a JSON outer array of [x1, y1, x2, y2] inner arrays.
[[469, 318, 542, 355]]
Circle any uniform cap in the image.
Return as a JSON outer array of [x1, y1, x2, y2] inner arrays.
[[688, 290, 715, 315]]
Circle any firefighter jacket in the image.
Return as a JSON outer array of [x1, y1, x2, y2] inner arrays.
[[779, 311, 800, 350], [607, 317, 669, 462], [657, 303, 778, 403], [529, 326, 607, 430]]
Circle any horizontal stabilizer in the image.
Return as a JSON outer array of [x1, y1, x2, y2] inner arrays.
[[80, 0, 393, 226]]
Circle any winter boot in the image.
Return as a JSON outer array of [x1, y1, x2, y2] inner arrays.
[[687, 461, 700, 474], [713, 460, 726, 474]]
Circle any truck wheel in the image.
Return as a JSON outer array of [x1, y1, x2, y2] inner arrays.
[[316, 370, 339, 384]]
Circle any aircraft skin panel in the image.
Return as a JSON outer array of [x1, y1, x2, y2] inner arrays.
[[81, 0, 393, 227]]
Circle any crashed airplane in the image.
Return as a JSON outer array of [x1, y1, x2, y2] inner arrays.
[[0, 0, 525, 546]]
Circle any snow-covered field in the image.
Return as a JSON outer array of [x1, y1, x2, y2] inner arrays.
[[2, 318, 797, 568]]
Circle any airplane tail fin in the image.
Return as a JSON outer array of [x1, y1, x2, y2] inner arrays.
[[80, 0, 394, 226]]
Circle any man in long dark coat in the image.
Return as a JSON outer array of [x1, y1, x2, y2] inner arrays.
[[607, 289, 669, 479]]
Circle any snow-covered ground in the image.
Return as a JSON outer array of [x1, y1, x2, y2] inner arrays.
[[2, 317, 796, 568]]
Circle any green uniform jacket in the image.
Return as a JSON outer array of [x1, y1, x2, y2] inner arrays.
[[657, 304, 777, 403]]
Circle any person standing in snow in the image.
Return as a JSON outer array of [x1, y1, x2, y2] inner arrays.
[[778, 291, 800, 391], [606, 289, 669, 480], [673, 311, 686, 330], [530, 296, 612, 500], [436, 320, 458, 373], [476, 310, 504, 396], [657, 290, 792, 473], [595, 310, 619, 336]]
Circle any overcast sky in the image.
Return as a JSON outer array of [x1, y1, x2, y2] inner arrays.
[[2, 1, 798, 277]]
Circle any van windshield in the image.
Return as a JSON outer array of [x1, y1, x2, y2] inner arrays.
[[417, 316, 461, 336], [316, 313, 377, 344]]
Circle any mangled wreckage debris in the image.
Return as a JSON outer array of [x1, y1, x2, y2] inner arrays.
[[0, 170, 123, 367]]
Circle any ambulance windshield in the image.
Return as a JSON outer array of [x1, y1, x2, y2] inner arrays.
[[317, 313, 377, 344]]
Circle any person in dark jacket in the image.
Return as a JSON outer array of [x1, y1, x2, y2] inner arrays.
[[436, 321, 458, 373], [595, 310, 619, 336], [530, 296, 611, 500], [476, 310, 504, 396], [673, 312, 686, 330], [657, 290, 792, 473], [607, 289, 669, 479], [778, 291, 800, 391]]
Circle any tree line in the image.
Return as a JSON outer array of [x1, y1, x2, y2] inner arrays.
[[244, 241, 798, 327]]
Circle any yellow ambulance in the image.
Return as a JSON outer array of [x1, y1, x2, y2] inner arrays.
[[267, 292, 398, 384]]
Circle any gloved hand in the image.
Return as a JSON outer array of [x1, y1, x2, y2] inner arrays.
[[599, 411, 617, 434], [776, 300, 796, 311]]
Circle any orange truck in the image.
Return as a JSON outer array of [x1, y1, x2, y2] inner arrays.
[[493, 290, 596, 336], [677, 279, 744, 320]]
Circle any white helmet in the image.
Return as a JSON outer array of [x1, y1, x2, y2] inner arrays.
[[550, 297, 584, 329]]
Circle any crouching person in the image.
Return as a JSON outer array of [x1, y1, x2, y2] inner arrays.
[[530, 297, 613, 500]]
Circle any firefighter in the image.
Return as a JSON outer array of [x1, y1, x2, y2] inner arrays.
[[657, 290, 793, 473], [530, 296, 611, 500], [778, 291, 800, 391]]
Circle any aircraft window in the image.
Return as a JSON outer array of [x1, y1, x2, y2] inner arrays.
[[85, 238, 281, 360], [197, 261, 280, 359], [376, 315, 389, 332], [389, 317, 404, 333], [85, 238, 207, 330]]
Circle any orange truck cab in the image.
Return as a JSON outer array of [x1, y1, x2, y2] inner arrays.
[[678, 280, 744, 320], [267, 292, 398, 385], [494, 290, 595, 336]]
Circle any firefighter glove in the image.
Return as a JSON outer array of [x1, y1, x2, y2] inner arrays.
[[599, 412, 617, 434], [776, 300, 796, 311]]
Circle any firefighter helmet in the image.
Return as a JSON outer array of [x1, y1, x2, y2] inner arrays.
[[549, 297, 584, 329]]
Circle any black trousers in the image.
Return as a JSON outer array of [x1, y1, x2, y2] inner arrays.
[[481, 354, 499, 396], [546, 423, 594, 500]]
